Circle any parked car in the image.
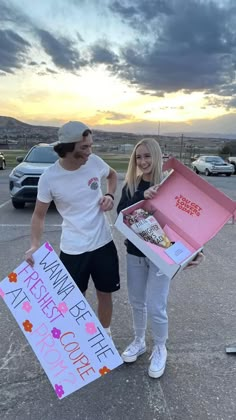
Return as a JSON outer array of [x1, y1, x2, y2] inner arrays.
[[191, 155, 234, 176], [9, 143, 58, 209], [0, 152, 6, 169], [226, 156, 236, 174]]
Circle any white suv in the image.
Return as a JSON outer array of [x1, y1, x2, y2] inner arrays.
[[9, 143, 58, 209]]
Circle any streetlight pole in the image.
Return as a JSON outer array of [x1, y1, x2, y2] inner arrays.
[[180, 134, 184, 160]]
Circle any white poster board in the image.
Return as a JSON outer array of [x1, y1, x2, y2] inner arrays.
[[0, 243, 123, 399]]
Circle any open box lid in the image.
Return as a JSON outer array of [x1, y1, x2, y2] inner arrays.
[[144, 157, 236, 247]]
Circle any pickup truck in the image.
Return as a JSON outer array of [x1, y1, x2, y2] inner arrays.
[[226, 157, 236, 173]]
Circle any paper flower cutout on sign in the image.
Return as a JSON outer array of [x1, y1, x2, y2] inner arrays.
[[23, 320, 33, 333], [99, 366, 111, 376], [8, 272, 17, 283], [0, 288, 5, 298], [45, 242, 53, 252], [85, 322, 97, 335], [51, 327, 61, 339], [57, 302, 68, 314], [22, 301, 32, 313], [55, 384, 64, 399]]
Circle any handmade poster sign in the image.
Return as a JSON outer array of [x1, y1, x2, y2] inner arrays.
[[0, 243, 123, 399]]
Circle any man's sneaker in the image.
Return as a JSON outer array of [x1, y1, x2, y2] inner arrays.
[[122, 339, 146, 363], [148, 344, 167, 378]]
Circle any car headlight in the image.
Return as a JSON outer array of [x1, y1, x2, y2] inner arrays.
[[11, 169, 24, 178]]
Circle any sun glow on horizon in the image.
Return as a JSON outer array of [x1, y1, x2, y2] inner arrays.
[[0, 66, 232, 131]]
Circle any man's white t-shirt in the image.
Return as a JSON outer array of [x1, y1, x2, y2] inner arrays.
[[37, 154, 112, 254]]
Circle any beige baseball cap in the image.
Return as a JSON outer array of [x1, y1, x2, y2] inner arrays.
[[53, 121, 91, 145]]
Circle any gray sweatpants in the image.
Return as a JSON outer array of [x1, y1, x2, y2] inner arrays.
[[127, 254, 172, 345]]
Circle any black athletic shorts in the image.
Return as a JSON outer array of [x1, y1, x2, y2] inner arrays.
[[60, 241, 120, 293]]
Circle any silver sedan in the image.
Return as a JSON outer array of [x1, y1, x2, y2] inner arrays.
[[191, 155, 234, 176]]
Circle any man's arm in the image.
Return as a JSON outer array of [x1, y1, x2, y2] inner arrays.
[[25, 199, 50, 265], [99, 167, 117, 212], [106, 167, 117, 196]]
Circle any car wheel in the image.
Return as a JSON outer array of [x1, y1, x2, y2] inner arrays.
[[12, 199, 25, 209], [205, 168, 211, 176], [0, 161, 5, 170], [226, 173, 231, 177], [193, 166, 199, 174]]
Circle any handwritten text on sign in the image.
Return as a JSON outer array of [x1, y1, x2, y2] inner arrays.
[[0, 243, 123, 399]]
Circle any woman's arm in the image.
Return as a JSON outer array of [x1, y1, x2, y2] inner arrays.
[[117, 185, 145, 214]]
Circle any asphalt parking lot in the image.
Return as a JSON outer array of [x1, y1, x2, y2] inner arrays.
[[0, 168, 236, 420]]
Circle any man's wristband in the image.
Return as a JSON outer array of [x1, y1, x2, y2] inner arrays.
[[105, 193, 114, 200]]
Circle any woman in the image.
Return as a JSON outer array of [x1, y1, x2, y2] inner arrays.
[[117, 138, 204, 378]]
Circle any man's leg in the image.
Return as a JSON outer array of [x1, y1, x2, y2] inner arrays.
[[91, 241, 120, 331], [96, 290, 113, 328]]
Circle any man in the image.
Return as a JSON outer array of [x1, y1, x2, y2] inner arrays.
[[25, 121, 120, 336]]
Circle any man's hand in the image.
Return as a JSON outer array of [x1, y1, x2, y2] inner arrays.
[[144, 184, 159, 200], [185, 252, 205, 269], [99, 195, 114, 212], [25, 246, 38, 267]]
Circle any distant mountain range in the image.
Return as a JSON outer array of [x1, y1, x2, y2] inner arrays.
[[0, 116, 30, 128], [0, 116, 53, 129], [0, 115, 236, 141]]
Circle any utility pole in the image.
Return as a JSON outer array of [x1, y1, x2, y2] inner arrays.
[[180, 134, 184, 161]]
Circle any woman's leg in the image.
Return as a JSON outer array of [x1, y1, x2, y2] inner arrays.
[[146, 260, 171, 378], [146, 260, 171, 345], [126, 254, 148, 340]]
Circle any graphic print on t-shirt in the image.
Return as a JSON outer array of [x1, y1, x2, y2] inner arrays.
[[88, 177, 99, 190]]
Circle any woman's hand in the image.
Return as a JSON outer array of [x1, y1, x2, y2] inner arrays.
[[144, 184, 159, 200], [185, 252, 205, 269]]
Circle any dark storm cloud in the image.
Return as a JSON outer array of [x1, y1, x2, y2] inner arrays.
[[0, 1, 86, 74], [35, 29, 86, 71], [0, 2, 34, 73], [0, 1, 31, 26], [107, 0, 236, 96], [110, 0, 172, 28], [89, 43, 119, 64], [0, 30, 31, 73]]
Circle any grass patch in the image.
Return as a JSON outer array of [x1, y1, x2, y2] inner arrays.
[[98, 154, 129, 171], [2, 149, 130, 171], [2, 150, 26, 168]]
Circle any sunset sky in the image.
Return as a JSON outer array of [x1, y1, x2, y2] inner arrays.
[[1, 0, 236, 134]]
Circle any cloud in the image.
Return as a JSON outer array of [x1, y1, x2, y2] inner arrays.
[[0, 29, 31, 73], [89, 41, 119, 64], [107, 0, 236, 96], [35, 29, 86, 71], [0, 1, 31, 26], [2, 0, 236, 108], [110, 0, 172, 30], [97, 110, 135, 121]]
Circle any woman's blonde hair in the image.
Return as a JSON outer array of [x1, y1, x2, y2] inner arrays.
[[125, 138, 163, 196]]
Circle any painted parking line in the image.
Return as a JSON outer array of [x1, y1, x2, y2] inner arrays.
[[0, 200, 11, 209], [0, 224, 61, 227]]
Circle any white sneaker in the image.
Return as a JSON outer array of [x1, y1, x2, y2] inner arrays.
[[148, 344, 167, 378], [122, 338, 146, 363]]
